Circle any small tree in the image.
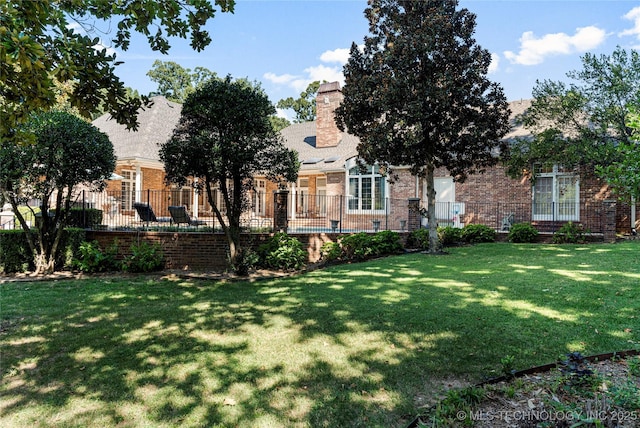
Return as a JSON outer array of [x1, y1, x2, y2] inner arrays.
[[159, 76, 299, 271], [0, 111, 116, 274], [335, 0, 511, 251]]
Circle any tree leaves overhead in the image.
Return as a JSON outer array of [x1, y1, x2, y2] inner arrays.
[[1, 0, 235, 146]]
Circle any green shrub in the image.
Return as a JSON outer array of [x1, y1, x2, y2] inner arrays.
[[66, 208, 104, 228], [320, 241, 341, 262], [232, 247, 260, 276], [121, 241, 164, 273], [371, 230, 403, 255], [508, 223, 539, 243], [407, 228, 430, 250], [257, 232, 307, 271], [438, 226, 464, 246], [552, 221, 588, 244], [339, 232, 375, 261], [0, 230, 34, 273], [0, 228, 85, 273], [58, 227, 86, 269], [73, 240, 119, 273], [461, 224, 497, 244]]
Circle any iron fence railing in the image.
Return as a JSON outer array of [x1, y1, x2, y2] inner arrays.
[[0, 189, 606, 234]]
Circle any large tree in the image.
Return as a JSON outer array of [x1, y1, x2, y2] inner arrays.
[[1, 0, 234, 146], [0, 111, 116, 274], [503, 47, 640, 181], [276, 81, 323, 123], [147, 60, 217, 102], [335, 0, 510, 251], [596, 105, 640, 202], [159, 76, 299, 271]]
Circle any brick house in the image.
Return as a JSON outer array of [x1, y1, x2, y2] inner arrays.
[[94, 85, 637, 234]]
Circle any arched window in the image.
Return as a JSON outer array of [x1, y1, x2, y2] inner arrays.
[[345, 158, 387, 212]]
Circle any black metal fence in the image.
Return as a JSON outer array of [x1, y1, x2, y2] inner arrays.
[[0, 189, 606, 234]]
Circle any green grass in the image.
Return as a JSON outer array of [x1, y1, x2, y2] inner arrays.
[[1, 242, 639, 427]]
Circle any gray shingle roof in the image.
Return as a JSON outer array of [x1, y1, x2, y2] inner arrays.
[[92, 96, 182, 163], [279, 121, 360, 172]]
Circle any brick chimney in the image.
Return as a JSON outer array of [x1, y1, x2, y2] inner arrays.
[[316, 81, 344, 148]]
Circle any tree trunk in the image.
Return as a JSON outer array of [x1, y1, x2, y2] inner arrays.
[[33, 252, 55, 275], [425, 163, 441, 252]]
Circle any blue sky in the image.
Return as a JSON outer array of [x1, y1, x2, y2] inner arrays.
[[100, 0, 640, 113]]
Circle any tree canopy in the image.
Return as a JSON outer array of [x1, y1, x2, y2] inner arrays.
[[1, 0, 234, 146], [503, 47, 640, 181], [276, 81, 322, 123], [0, 111, 116, 274], [335, 0, 510, 251], [596, 106, 640, 202], [147, 60, 218, 102], [159, 76, 299, 271]]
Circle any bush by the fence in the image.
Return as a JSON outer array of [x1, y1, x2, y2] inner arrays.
[[0, 230, 34, 273], [508, 223, 539, 243], [73, 240, 120, 273], [257, 232, 306, 271], [121, 241, 164, 273], [323, 231, 403, 262], [407, 228, 430, 250], [0, 228, 85, 274], [66, 208, 104, 228], [438, 226, 464, 246], [461, 224, 497, 243], [552, 221, 589, 244]]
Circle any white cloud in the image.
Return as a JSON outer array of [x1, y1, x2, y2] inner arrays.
[[620, 6, 640, 39], [319, 47, 351, 64], [263, 72, 300, 85], [265, 46, 351, 94], [488, 53, 500, 74], [504, 26, 607, 66]]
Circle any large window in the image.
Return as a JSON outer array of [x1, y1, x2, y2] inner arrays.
[[346, 159, 387, 212], [533, 165, 579, 221], [251, 179, 266, 216]]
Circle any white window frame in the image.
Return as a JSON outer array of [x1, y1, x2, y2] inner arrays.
[[251, 179, 266, 216], [532, 164, 580, 221], [345, 158, 388, 214], [120, 170, 136, 211]]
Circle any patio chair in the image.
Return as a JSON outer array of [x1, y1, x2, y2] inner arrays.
[[501, 212, 515, 231], [168, 205, 207, 227], [133, 202, 171, 225]]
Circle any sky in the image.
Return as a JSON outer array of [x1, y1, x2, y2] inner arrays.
[[95, 0, 640, 115]]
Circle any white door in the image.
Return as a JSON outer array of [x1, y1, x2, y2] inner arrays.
[[423, 177, 455, 227]]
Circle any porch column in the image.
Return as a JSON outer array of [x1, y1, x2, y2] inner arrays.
[[135, 165, 142, 202], [603, 199, 617, 243], [290, 182, 297, 220], [273, 190, 289, 233], [193, 178, 199, 218], [408, 198, 421, 232]]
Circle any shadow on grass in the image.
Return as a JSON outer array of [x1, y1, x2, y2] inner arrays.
[[1, 243, 639, 427]]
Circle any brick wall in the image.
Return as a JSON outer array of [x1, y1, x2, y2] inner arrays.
[[86, 230, 360, 270]]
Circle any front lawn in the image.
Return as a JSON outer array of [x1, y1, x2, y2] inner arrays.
[[1, 243, 639, 427]]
